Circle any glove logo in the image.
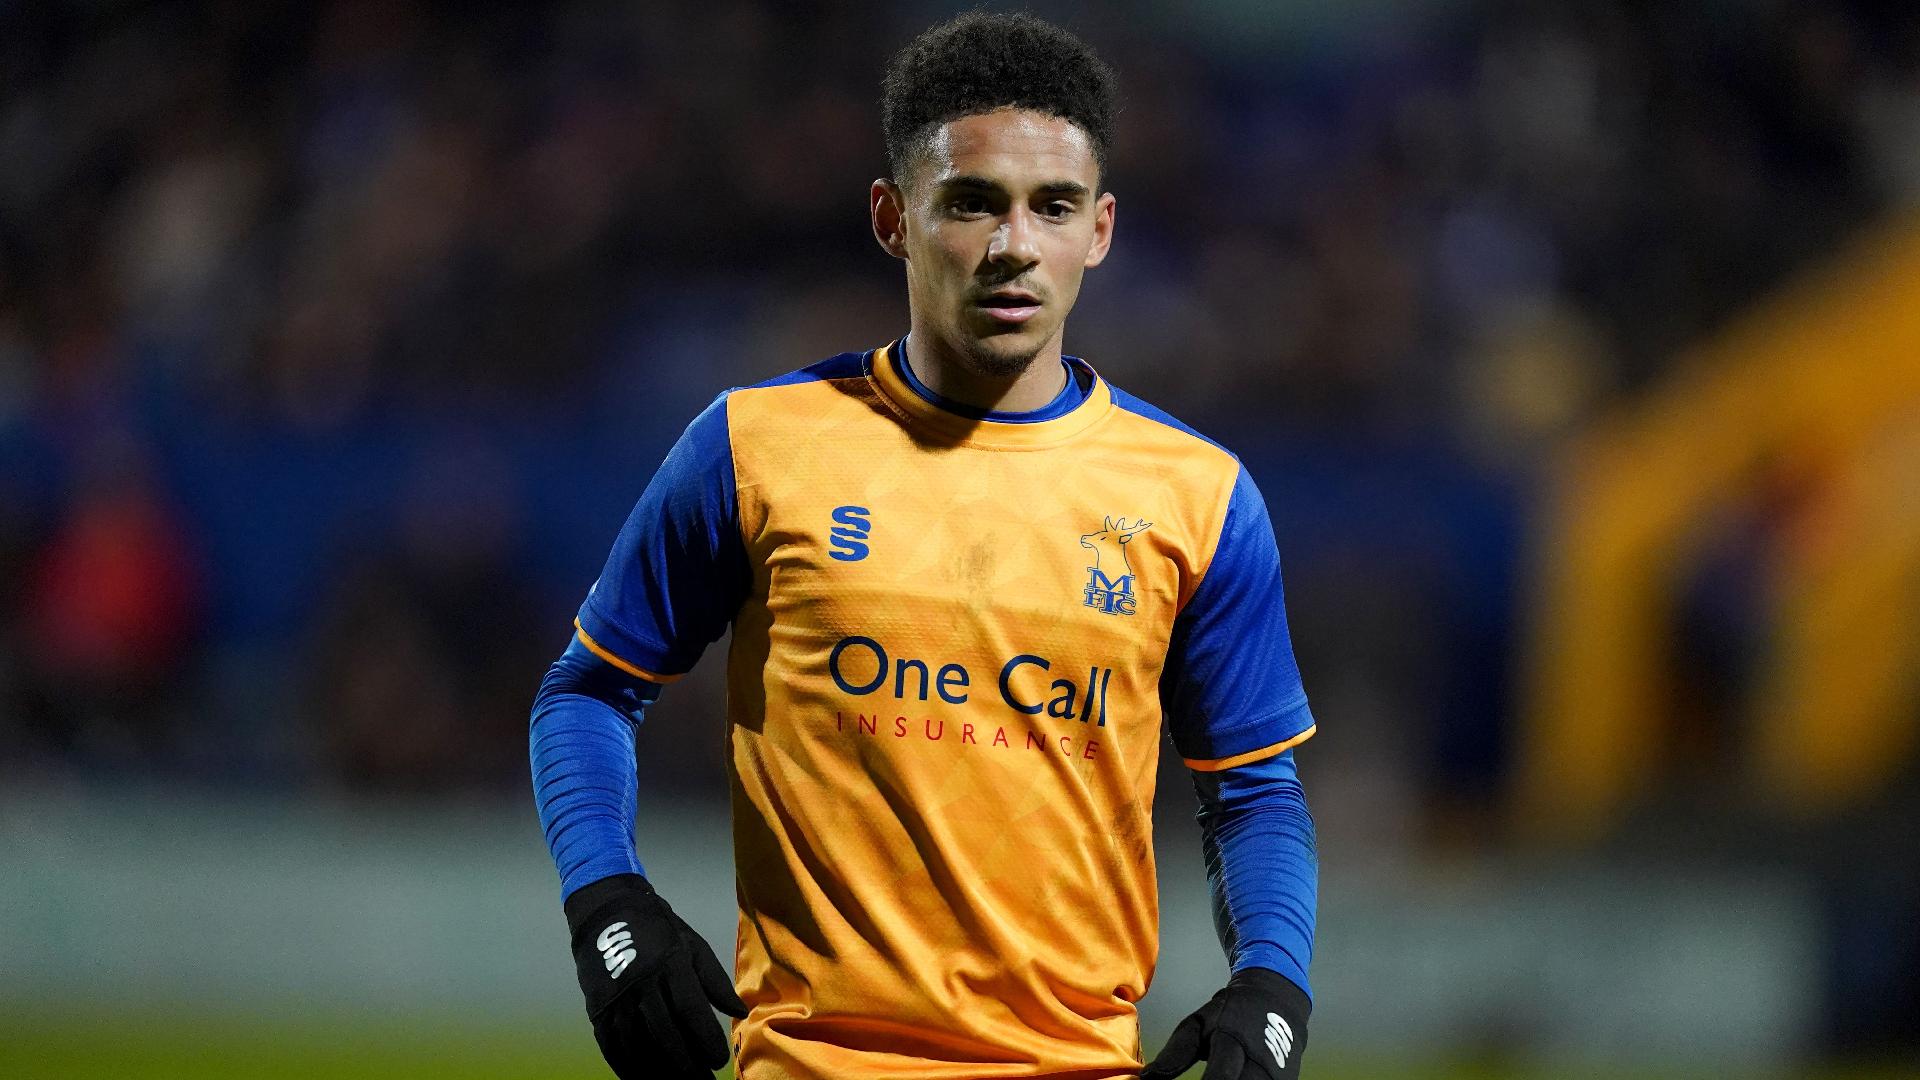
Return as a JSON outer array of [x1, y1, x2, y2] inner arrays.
[[1263, 1012, 1294, 1071], [596, 921, 637, 979]]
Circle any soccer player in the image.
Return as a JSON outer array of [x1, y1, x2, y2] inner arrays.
[[531, 12, 1318, 1080]]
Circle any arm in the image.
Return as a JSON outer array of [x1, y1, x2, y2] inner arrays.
[[534, 389, 746, 897], [1195, 750, 1316, 998], [530, 392, 749, 1079], [1147, 766, 1319, 1080], [530, 635, 659, 899], [1147, 753, 1317, 1078], [532, 636, 747, 1078], [1147, 465, 1319, 1079]]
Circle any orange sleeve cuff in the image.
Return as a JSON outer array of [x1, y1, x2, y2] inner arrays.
[[572, 619, 682, 684], [1182, 725, 1317, 772]]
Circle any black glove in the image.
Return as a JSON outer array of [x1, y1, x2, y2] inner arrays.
[[564, 873, 748, 1080], [1141, 966, 1310, 1079]]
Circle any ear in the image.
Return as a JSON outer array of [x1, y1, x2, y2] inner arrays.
[[871, 178, 909, 260], [1083, 191, 1117, 269]]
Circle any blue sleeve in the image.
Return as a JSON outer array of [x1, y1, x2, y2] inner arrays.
[[1194, 750, 1318, 998], [530, 635, 664, 899], [1163, 465, 1315, 764], [533, 393, 745, 900], [574, 392, 748, 677]]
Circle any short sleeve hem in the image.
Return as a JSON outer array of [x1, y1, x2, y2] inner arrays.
[[1174, 694, 1315, 766], [573, 608, 684, 683], [1184, 724, 1317, 772]]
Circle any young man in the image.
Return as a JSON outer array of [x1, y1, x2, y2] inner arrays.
[[531, 13, 1318, 1080]]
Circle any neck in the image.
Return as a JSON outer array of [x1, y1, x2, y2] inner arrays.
[[902, 323, 1069, 414]]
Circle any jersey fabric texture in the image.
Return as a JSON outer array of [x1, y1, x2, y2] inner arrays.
[[570, 341, 1317, 1080]]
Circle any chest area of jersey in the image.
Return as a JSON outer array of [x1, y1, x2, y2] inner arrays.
[[744, 447, 1189, 688]]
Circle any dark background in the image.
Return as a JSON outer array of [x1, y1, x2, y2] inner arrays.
[[2, 2, 1916, 1076]]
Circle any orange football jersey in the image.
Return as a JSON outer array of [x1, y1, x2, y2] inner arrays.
[[572, 341, 1315, 1079]]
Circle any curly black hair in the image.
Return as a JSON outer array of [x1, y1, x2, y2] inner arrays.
[[881, 11, 1118, 186]]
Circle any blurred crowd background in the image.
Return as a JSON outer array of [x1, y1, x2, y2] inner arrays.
[[3, 1, 1918, 1076]]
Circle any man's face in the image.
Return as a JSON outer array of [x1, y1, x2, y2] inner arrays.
[[873, 108, 1115, 377]]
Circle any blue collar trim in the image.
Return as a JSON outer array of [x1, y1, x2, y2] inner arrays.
[[894, 337, 1091, 424]]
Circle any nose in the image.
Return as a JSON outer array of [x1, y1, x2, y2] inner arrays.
[[986, 206, 1042, 276]]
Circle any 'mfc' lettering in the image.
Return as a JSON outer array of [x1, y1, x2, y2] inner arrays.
[[1083, 569, 1137, 615]]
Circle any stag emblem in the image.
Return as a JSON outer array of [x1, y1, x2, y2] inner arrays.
[[1080, 516, 1152, 616]]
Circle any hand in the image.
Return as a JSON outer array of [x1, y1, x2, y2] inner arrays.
[[1141, 967, 1310, 1079], [564, 873, 749, 1079]]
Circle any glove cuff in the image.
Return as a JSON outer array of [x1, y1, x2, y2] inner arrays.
[[563, 872, 657, 937], [1229, 965, 1311, 1023]]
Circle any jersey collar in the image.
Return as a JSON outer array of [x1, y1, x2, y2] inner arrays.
[[867, 339, 1114, 449]]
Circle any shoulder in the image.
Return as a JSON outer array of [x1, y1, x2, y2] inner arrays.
[[713, 349, 877, 424], [1101, 380, 1245, 490], [674, 350, 875, 445], [1099, 381, 1271, 567], [1103, 382, 1236, 460], [719, 348, 891, 457], [736, 350, 872, 393]]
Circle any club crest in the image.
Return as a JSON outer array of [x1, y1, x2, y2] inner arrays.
[[1079, 515, 1151, 616]]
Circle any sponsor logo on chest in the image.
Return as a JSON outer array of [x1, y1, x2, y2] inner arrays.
[[798, 504, 1161, 764]]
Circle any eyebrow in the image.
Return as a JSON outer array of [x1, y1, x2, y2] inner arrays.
[[938, 174, 1092, 199]]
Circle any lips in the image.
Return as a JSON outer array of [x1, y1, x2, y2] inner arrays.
[[975, 290, 1042, 325]]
